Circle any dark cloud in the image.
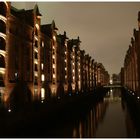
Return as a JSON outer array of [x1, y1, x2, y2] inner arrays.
[[12, 2, 140, 75]]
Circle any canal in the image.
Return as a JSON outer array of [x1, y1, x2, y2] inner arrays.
[[44, 88, 139, 138], [0, 87, 139, 138]]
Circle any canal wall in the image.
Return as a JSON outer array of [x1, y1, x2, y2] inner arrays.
[[121, 87, 140, 136]]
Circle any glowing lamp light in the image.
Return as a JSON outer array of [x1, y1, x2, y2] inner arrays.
[[137, 96, 140, 100], [53, 35, 56, 41], [110, 79, 113, 84], [8, 109, 11, 113]]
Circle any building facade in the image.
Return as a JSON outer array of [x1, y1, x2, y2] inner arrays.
[[0, 2, 110, 107], [121, 11, 140, 97]]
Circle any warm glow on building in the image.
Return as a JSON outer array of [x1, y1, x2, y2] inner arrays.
[[34, 36, 38, 41], [0, 15, 7, 23], [53, 35, 56, 41], [53, 74, 56, 78], [0, 50, 6, 57], [41, 63, 44, 70], [41, 74, 45, 81], [0, 68, 5, 74], [34, 59, 38, 64], [53, 64, 55, 68], [41, 88, 45, 100], [0, 2, 110, 105], [34, 48, 38, 52], [52, 55, 55, 59], [0, 33, 6, 40], [34, 71, 38, 77], [42, 41, 44, 47]]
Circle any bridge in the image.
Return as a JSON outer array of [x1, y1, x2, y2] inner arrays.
[[104, 84, 122, 88]]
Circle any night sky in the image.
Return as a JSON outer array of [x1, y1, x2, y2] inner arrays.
[[12, 2, 140, 75]]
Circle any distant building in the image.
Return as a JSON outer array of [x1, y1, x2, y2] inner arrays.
[[112, 73, 121, 85]]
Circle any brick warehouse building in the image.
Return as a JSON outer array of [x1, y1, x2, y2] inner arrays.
[[121, 11, 140, 97], [0, 2, 110, 107]]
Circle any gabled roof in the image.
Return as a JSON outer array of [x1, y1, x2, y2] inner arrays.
[[41, 20, 58, 37], [33, 4, 42, 16]]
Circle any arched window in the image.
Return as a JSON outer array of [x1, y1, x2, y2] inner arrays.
[[0, 20, 6, 34], [0, 54, 5, 68], [0, 37, 6, 51], [0, 2, 7, 17]]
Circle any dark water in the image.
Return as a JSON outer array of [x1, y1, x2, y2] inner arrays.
[[47, 88, 137, 138]]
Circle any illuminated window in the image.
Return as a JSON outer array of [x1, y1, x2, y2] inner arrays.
[[65, 59, 67, 62], [34, 59, 38, 64], [53, 45, 55, 49], [15, 72, 18, 79], [72, 48, 74, 52], [53, 35, 56, 41], [52, 55, 55, 59], [73, 62, 74, 65], [73, 76, 75, 80], [41, 63, 44, 70], [73, 69, 75, 73], [65, 51, 67, 54], [41, 74, 45, 81], [42, 41, 44, 47], [34, 48, 38, 53], [53, 74, 56, 78], [41, 88, 45, 100], [65, 67, 67, 71], [34, 89, 38, 94], [53, 64, 55, 68]]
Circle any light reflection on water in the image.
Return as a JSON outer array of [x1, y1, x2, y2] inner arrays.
[[70, 88, 136, 138]]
